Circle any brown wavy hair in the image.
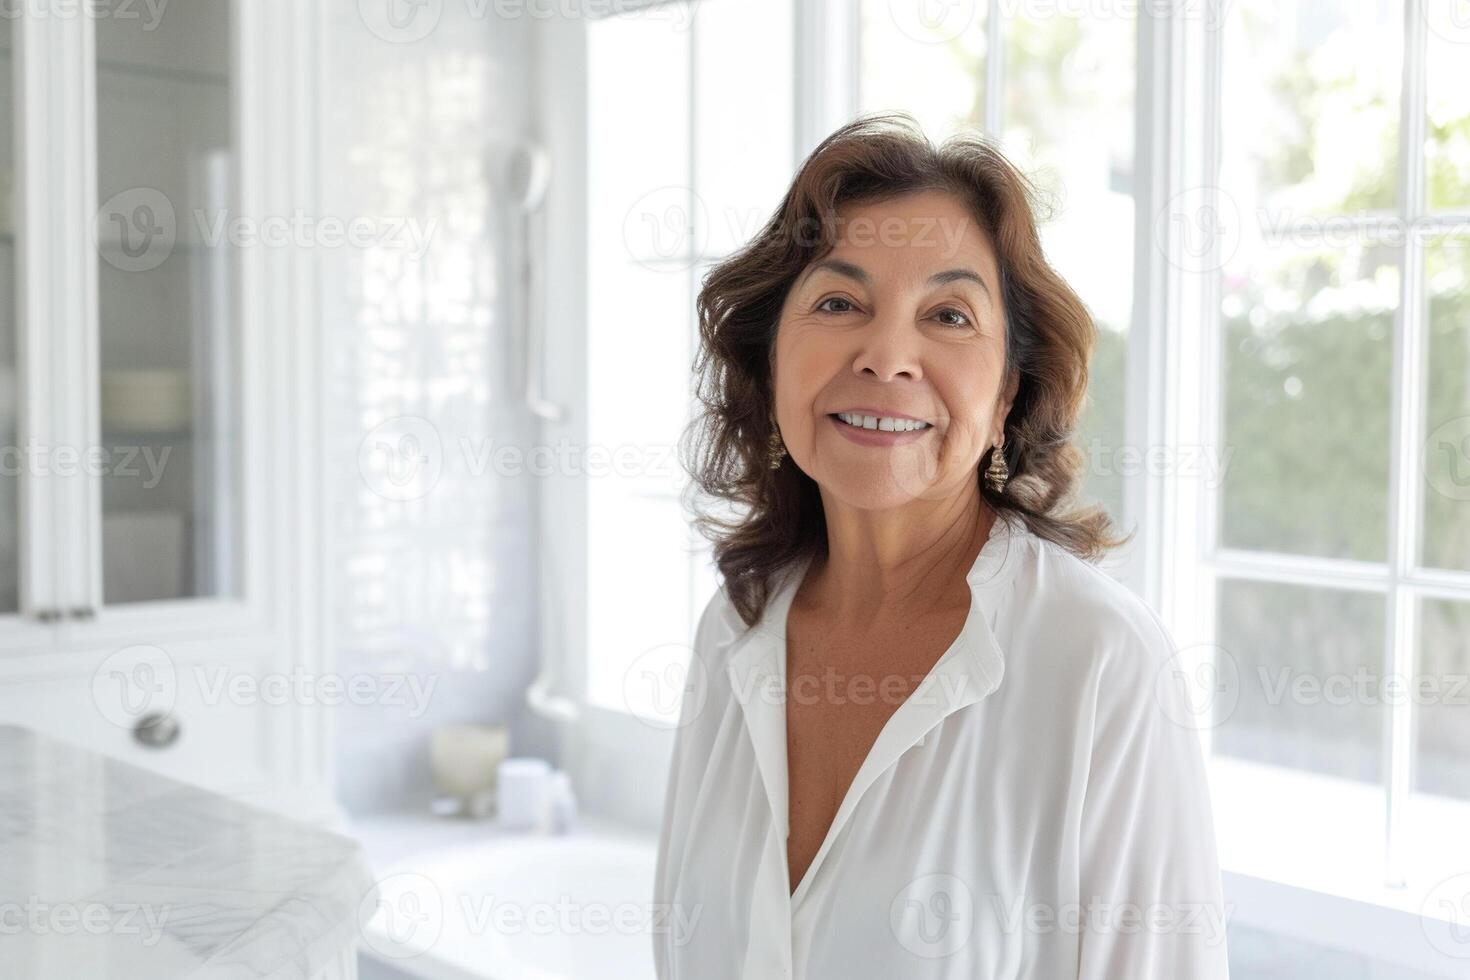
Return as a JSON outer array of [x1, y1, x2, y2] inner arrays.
[[679, 112, 1129, 628]]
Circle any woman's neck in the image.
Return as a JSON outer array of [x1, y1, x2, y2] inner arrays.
[[805, 490, 996, 623]]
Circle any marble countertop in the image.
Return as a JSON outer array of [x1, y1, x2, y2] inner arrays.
[[0, 725, 376, 979]]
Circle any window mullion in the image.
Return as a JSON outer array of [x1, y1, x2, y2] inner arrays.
[[795, 0, 857, 160], [984, 0, 1004, 135], [1384, 0, 1431, 890], [1151, 0, 1220, 754]]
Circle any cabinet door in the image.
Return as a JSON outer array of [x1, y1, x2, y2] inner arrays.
[[3, 2, 326, 808], [0, 17, 16, 618], [2, 13, 62, 651], [93, 2, 240, 609], [9, 1, 281, 650]]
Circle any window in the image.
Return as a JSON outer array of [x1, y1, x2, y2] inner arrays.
[[1204, 0, 1470, 884], [558, 6, 1470, 946], [859, 0, 1137, 526], [583, 0, 795, 722]]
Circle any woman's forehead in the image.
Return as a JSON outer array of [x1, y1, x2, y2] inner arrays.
[[822, 195, 998, 279]]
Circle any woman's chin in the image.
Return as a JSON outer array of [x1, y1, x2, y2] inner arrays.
[[815, 465, 955, 510]]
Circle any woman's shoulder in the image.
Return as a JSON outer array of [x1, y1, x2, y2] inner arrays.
[[693, 583, 744, 659], [692, 555, 807, 660], [1010, 529, 1181, 685], [1011, 533, 1207, 763]]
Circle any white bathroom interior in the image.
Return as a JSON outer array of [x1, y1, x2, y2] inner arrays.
[[1, 1, 1469, 978]]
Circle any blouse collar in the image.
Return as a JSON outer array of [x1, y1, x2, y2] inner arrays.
[[721, 511, 1026, 905]]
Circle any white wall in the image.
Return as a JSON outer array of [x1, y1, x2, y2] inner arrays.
[[319, 0, 553, 814]]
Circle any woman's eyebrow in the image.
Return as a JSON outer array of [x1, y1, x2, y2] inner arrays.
[[928, 268, 994, 310], [806, 259, 994, 310]]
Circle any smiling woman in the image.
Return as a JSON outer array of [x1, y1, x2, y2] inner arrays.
[[683, 113, 1123, 631], [658, 113, 1229, 979]]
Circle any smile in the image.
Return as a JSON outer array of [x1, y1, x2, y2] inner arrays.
[[832, 411, 932, 432], [827, 413, 935, 446]]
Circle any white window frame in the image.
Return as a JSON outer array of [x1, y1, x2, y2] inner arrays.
[[535, 0, 812, 831], [1168, 0, 1470, 969]]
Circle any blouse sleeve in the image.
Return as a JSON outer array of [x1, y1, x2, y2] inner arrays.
[[1076, 604, 1232, 980], [652, 588, 725, 980]]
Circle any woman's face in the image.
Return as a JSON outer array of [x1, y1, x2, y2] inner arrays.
[[772, 189, 1017, 512]]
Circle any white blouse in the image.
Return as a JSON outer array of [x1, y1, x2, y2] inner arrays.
[[653, 512, 1230, 979]]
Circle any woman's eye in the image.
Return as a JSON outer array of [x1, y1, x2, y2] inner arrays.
[[935, 307, 972, 328], [817, 296, 856, 314]]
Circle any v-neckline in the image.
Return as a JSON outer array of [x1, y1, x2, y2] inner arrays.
[[782, 609, 977, 900], [723, 512, 1022, 909]]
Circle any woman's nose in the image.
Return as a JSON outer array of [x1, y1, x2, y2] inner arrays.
[[850, 314, 923, 382]]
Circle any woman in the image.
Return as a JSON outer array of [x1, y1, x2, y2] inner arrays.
[[655, 114, 1229, 979]]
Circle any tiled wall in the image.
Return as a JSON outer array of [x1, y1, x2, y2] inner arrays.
[[320, 0, 553, 815]]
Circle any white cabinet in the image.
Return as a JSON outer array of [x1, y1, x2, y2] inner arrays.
[[0, 2, 332, 822]]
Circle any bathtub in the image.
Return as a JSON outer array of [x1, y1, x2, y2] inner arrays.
[[352, 813, 659, 980]]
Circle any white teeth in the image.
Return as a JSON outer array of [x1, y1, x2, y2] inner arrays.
[[836, 412, 932, 432]]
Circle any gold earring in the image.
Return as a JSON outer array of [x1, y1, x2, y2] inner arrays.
[[767, 411, 787, 470], [985, 437, 1009, 493]]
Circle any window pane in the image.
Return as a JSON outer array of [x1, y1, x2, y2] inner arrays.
[[858, 0, 986, 141], [694, 0, 794, 257], [587, 260, 691, 500], [0, 19, 13, 615], [1215, 579, 1385, 784], [585, 257, 694, 717], [1415, 598, 1470, 799], [589, 492, 697, 721], [1220, 240, 1397, 561], [1422, 236, 1470, 571], [587, 7, 692, 266], [95, 1, 240, 603], [1002, 5, 1135, 523], [1220, 0, 1401, 218], [587, 3, 796, 717], [1425, 0, 1470, 211]]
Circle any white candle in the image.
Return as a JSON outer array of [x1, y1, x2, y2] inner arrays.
[[429, 723, 510, 801]]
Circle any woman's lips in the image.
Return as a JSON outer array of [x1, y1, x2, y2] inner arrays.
[[827, 413, 934, 447]]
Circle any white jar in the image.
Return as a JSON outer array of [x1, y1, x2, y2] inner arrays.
[[495, 757, 552, 831]]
